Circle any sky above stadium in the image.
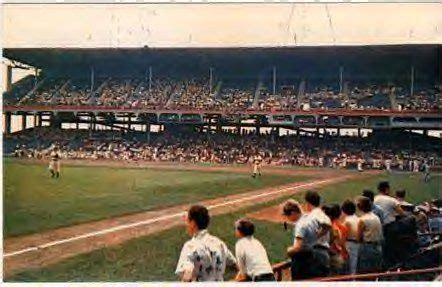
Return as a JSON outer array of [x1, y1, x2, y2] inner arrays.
[[2, 3, 442, 48]]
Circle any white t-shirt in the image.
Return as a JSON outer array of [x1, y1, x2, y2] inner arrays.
[[359, 212, 383, 242], [235, 236, 273, 278], [374, 194, 400, 225], [309, 208, 332, 248]]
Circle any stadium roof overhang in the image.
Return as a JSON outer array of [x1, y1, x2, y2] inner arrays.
[[3, 45, 441, 81]]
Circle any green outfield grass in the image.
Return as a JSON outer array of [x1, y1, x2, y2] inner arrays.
[[4, 159, 306, 237], [8, 172, 440, 282]]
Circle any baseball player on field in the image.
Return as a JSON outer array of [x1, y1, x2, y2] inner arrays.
[[49, 146, 61, 178], [252, 152, 263, 178]]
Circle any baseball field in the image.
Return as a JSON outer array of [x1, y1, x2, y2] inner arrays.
[[3, 158, 441, 281]]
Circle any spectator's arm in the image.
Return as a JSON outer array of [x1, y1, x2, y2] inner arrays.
[[357, 220, 364, 243], [287, 237, 303, 257], [175, 243, 194, 282], [395, 204, 405, 216], [225, 244, 237, 268], [234, 243, 246, 277]]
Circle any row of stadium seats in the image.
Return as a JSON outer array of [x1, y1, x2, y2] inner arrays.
[[4, 77, 441, 112]]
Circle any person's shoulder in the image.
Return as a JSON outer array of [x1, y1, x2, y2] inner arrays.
[[235, 237, 248, 249], [206, 233, 227, 246], [182, 237, 198, 251], [374, 194, 382, 200]]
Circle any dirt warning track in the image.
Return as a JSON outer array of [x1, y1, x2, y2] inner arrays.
[[3, 164, 378, 277]]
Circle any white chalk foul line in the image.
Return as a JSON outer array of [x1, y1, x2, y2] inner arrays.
[[4, 177, 337, 258]]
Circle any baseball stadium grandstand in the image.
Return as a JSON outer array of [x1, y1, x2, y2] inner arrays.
[[2, 44, 442, 282]]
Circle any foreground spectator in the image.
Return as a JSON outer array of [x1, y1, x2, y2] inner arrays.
[[341, 199, 360, 275], [282, 199, 304, 242], [323, 204, 349, 275], [356, 196, 383, 274], [374, 182, 405, 225], [233, 219, 275, 282], [396, 189, 414, 214], [374, 181, 405, 267], [362, 190, 385, 225], [304, 191, 332, 258], [286, 192, 331, 280], [175, 205, 236, 281]]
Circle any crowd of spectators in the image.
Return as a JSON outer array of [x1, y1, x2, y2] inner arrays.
[[6, 127, 440, 173], [175, 186, 441, 281], [5, 76, 440, 112]]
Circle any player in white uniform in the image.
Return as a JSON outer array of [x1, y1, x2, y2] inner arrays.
[[357, 158, 364, 172], [385, 158, 392, 173], [252, 153, 263, 178], [49, 146, 61, 178]]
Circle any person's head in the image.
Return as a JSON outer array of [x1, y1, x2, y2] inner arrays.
[[235, 218, 255, 239], [322, 204, 341, 222], [378, 181, 390, 195], [341, 199, 356, 216], [304, 191, 321, 212], [362, 190, 375, 202], [186, 205, 210, 236], [357, 196, 372, 213], [282, 199, 302, 223], [395, 189, 406, 200]]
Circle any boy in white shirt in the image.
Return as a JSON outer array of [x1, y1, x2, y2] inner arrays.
[[234, 219, 274, 282]]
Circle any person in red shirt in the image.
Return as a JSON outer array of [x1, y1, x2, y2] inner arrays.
[[322, 204, 349, 275]]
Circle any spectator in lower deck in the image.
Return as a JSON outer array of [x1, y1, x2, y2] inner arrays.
[[356, 196, 384, 274], [233, 219, 275, 282]]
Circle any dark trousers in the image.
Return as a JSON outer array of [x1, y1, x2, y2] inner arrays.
[[357, 242, 383, 274], [291, 247, 330, 280], [253, 273, 276, 281]]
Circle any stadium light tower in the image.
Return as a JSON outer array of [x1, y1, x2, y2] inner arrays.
[[209, 67, 214, 94], [89, 66, 95, 93], [339, 66, 344, 94], [410, 66, 414, 98], [272, 66, 276, 96], [149, 66, 152, 92]]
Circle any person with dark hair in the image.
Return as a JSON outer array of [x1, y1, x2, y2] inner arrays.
[[233, 219, 274, 282], [374, 181, 404, 225], [176, 205, 236, 282], [362, 190, 385, 224], [286, 192, 331, 280], [282, 199, 303, 242], [304, 191, 331, 254], [374, 182, 405, 268], [356, 196, 383, 274], [305, 191, 321, 207], [323, 204, 348, 275], [341, 199, 360, 275]]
